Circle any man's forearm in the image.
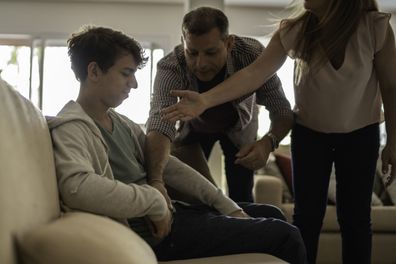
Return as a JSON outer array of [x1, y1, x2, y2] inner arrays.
[[145, 131, 172, 182], [263, 114, 294, 150]]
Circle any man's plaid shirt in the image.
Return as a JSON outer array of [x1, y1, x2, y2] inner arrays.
[[146, 35, 292, 147]]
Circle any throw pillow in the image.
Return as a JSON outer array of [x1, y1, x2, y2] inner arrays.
[[17, 212, 157, 264], [274, 153, 293, 196]]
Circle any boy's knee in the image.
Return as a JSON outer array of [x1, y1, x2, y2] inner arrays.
[[281, 223, 307, 263], [288, 225, 304, 245], [241, 203, 286, 221], [260, 204, 286, 221], [274, 221, 304, 246], [263, 220, 307, 264], [270, 206, 286, 221]]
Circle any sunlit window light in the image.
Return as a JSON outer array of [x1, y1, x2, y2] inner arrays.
[[256, 37, 295, 145], [116, 48, 164, 124], [42, 46, 80, 116], [0, 45, 31, 99]]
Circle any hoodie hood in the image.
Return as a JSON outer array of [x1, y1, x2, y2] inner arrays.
[[48, 100, 95, 130], [47, 101, 107, 143]]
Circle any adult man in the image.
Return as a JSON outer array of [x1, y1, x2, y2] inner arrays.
[[146, 7, 293, 203], [49, 26, 306, 263]]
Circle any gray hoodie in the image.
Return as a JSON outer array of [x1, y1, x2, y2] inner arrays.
[[48, 101, 240, 225]]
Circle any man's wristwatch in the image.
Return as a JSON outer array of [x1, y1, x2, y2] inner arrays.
[[265, 132, 279, 151]]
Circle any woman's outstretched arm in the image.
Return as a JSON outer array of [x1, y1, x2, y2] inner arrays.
[[162, 30, 288, 122]]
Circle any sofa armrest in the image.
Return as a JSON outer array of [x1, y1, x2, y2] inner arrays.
[[254, 175, 283, 208], [17, 212, 157, 264]]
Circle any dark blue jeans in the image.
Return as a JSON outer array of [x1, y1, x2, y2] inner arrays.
[[198, 133, 254, 202], [291, 123, 379, 264], [153, 202, 307, 263]]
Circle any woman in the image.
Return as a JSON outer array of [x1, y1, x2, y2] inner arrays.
[[162, 0, 396, 263]]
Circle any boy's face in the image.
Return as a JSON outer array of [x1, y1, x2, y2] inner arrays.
[[183, 27, 232, 82], [96, 53, 138, 108]]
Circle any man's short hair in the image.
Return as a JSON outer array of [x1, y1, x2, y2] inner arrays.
[[68, 25, 148, 82], [182, 7, 229, 38]]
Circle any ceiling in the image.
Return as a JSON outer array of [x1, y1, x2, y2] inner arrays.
[[3, 0, 396, 9]]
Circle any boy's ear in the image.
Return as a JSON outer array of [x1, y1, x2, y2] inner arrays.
[[87, 61, 100, 81]]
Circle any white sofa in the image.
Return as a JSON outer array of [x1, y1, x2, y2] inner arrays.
[[0, 79, 286, 264]]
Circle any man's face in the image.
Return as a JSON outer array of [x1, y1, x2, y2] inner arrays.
[[96, 53, 138, 108], [183, 27, 232, 82]]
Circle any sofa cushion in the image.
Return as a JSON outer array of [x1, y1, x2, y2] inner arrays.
[[259, 154, 293, 203], [272, 149, 384, 207], [281, 203, 396, 232], [386, 181, 396, 205], [17, 212, 157, 264], [159, 253, 287, 263]]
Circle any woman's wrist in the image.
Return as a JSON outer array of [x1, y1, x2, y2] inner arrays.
[[201, 92, 213, 109]]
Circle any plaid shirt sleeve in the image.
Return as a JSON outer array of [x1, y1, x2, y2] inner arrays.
[[146, 51, 184, 141], [255, 74, 293, 121]]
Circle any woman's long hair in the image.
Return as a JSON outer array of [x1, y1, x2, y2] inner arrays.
[[282, 0, 379, 84]]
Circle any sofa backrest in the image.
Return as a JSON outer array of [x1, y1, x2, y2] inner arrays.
[[0, 79, 60, 264]]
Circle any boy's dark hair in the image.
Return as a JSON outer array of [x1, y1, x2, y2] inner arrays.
[[182, 7, 229, 38], [67, 26, 148, 82]]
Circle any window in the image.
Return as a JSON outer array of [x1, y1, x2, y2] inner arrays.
[[117, 48, 164, 124], [41, 45, 80, 116], [255, 37, 295, 145], [0, 40, 31, 99], [0, 36, 164, 124]]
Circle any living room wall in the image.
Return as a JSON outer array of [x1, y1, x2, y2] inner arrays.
[[3, 1, 392, 52]]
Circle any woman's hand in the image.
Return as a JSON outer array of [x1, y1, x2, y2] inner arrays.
[[161, 90, 208, 122], [382, 144, 396, 186]]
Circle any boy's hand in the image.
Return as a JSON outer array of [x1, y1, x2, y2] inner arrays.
[[147, 209, 173, 240]]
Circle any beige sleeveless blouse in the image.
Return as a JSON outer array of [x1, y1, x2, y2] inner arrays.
[[280, 12, 391, 133]]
